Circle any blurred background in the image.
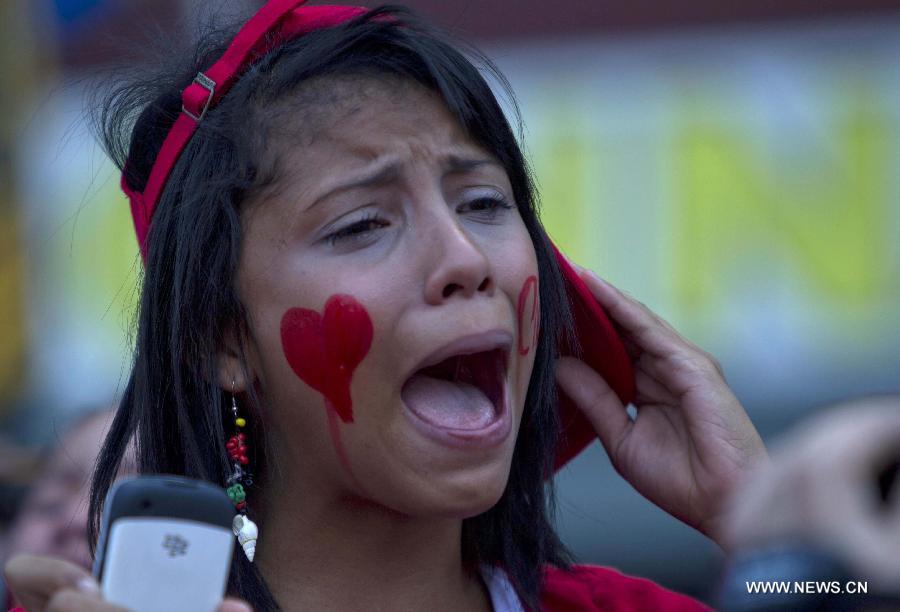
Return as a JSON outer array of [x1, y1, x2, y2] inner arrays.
[[1, 0, 899, 603]]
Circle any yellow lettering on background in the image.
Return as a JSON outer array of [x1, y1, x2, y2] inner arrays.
[[671, 87, 892, 315]]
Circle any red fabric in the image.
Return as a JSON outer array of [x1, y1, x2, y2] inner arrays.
[[551, 245, 635, 470], [541, 565, 711, 612], [4, 568, 707, 612]]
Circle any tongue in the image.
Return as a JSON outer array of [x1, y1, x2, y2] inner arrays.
[[401, 374, 496, 430]]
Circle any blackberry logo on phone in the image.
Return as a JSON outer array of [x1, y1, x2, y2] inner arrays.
[[162, 534, 189, 557]]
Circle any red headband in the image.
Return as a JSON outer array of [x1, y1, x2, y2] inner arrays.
[[122, 0, 367, 256], [121, 0, 635, 470]]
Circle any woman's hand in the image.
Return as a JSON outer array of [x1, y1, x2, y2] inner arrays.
[[4, 555, 122, 612], [554, 263, 768, 546], [4, 554, 252, 612]]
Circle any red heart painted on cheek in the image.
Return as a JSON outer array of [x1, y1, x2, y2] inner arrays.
[[280, 294, 374, 423]]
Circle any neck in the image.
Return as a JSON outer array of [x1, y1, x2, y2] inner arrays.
[[255, 479, 492, 612]]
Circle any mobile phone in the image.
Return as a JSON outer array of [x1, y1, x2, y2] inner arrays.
[[92, 475, 235, 612]]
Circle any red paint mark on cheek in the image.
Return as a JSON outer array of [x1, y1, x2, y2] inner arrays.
[[516, 275, 539, 356], [280, 294, 373, 423]]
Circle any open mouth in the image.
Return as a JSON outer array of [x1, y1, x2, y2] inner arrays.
[[400, 347, 508, 432]]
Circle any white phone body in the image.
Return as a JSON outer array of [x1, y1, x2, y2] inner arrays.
[[93, 476, 235, 612]]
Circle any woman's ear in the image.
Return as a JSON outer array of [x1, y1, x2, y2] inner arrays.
[[216, 326, 257, 393]]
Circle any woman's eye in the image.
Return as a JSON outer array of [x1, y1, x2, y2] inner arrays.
[[325, 213, 390, 246], [460, 196, 514, 219]]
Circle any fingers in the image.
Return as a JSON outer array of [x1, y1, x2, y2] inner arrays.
[[774, 401, 900, 491], [556, 356, 631, 457], [561, 255, 586, 277], [829, 403, 900, 479], [3, 554, 124, 612], [579, 270, 687, 357], [569, 261, 716, 368], [564, 251, 674, 352], [812, 405, 900, 522], [721, 400, 900, 587], [218, 598, 254, 612], [561, 254, 730, 403], [633, 369, 678, 406], [3, 553, 247, 612], [46, 589, 127, 612], [561, 253, 728, 391], [635, 350, 724, 399], [5, 554, 99, 608], [810, 405, 900, 587]]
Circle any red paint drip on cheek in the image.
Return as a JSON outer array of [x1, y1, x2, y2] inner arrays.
[[325, 403, 369, 495], [516, 275, 539, 356]]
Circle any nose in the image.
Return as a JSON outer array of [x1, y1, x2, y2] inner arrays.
[[422, 206, 495, 305]]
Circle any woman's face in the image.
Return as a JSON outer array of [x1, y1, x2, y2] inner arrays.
[[7, 411, 135, 569], [232, 79, 540, 519]]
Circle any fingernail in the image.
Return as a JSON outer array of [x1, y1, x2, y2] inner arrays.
[[75, 576, 101, 594], [218, 601, 253, 612], [586, 270, 608, 286]]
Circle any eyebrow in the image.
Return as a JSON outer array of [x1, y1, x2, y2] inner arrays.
[[445, 155, 500, 174], [302, 155, 502, 213]]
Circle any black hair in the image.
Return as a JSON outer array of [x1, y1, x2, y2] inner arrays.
[[88, 5, 576, 610]]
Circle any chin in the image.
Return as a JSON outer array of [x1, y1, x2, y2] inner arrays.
[[418, 461, 513, 520]]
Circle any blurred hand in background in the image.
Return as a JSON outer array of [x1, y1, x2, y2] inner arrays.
[[721, 395, 900, 592]]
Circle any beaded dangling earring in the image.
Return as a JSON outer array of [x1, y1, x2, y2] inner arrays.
[[225, 379, 258, 562]]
